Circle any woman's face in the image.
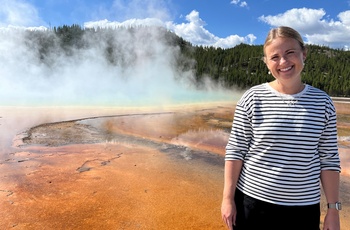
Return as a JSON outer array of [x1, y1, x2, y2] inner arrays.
[[264, 37, 306, 84]]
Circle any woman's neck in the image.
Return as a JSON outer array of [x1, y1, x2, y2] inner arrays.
[[269, 80, 304, 95]]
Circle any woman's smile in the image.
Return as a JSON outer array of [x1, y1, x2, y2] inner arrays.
[[279, 65, 293, 72]]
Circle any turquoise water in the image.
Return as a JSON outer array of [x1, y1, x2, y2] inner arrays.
[[0, 73, 242, 107]]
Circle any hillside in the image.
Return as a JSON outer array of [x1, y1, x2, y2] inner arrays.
[[24, 24, 350, 97]]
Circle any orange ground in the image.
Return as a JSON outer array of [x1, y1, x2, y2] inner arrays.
[[0, 103, 349, 229]]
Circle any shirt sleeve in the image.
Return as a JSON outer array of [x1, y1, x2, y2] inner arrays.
[[225, 92, 253, 161], [319, 97, 341, 172]]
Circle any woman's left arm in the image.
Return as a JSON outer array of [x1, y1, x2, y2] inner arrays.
[[321, 170, 340, 230], [320, 98, 341, 230]]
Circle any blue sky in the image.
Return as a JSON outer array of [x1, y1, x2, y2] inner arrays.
[[0, 0, 350, 48]]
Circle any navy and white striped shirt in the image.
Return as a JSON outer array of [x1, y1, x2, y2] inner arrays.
[[225, 83, 341, 206]]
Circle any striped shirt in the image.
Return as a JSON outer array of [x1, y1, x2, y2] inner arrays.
[[225, 83, 341, 206]]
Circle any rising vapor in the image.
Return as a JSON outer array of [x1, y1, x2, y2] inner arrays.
[[0, 26, 234, 107]]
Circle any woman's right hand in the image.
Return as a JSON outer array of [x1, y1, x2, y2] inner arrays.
[[221, 199, 236, 230]]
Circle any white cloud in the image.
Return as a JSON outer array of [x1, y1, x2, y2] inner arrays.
[[85, 18, 165, 29], [0, 0, 45, 27], [214, 34, 255, 48], [240, 2, 248, 8], [259, 8, 350, 49], [167, 10, 256, 48], [86, 10, 256, 49], [230, 0, 248, 8], [165, 10, 216, 46], [338, 10, 350, 26], [259, 8, 327, 33]]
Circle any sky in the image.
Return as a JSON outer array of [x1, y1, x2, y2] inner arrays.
[[0, 0, 350, 49]]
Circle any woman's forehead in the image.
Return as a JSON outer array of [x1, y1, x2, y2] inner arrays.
[[265, 37, 300, 53]]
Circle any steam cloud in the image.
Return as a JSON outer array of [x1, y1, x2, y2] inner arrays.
[[0, 27, 235, 107]]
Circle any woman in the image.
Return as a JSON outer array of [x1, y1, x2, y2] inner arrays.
[[221, 26, 341, 230]]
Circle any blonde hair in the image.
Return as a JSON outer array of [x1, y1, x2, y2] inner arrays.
[[263, 26, 305, 56]]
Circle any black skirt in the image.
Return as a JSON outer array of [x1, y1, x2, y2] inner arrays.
[[233, 188, 320, 230]]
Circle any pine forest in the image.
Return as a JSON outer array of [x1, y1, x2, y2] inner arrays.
[[22, 25, 350, 97]]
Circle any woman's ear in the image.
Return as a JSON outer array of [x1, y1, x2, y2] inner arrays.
[[302, 47, 308, 61]]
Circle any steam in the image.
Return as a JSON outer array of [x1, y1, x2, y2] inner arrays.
[[0, 26, 236, 107]]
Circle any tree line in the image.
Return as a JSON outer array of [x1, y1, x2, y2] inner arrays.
[[24, 25, 350, 97], [189, 43, 350, 97]]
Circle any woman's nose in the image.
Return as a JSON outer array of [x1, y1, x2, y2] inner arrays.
[[279, 56, 288, 64]]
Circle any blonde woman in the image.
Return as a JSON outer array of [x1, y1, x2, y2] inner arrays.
[[221, 26, 341, 230]]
